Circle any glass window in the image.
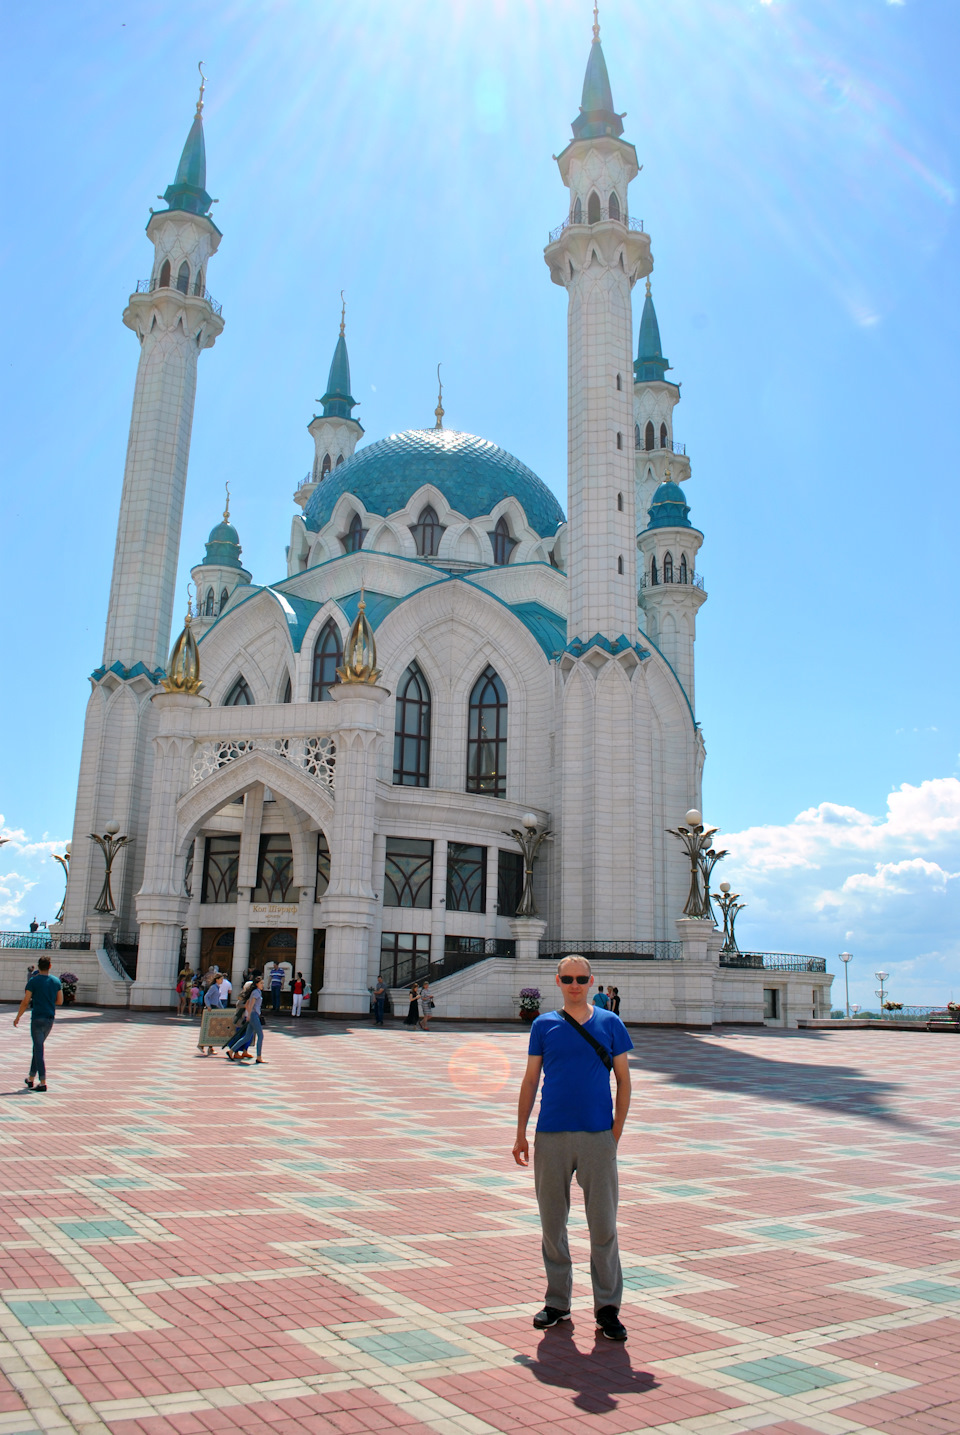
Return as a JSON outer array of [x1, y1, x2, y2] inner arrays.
[[634, 422, 641, 449], [609, 190, 621, 221], [253, 833, 295, 903], [281, 674, 292, 703], [201, 836, 240, 904], [219, 588, 229, 613], [393, 663, 431, 786], [383, 838, 433, 908], [311, 620, 342, 701], [497, 850, 524, 917], [644, 421, 655, 451], [466, 666, 507, 798], [679, 553, 688, 583], [159, 259, 171, 288], [660, 422, 668, 448], [446, 843, 486, 913], [193, 267, 204, 296], [650, 557, 658, 586], [343, 512, 366, 553], [316, 832, 330, 897], [663, 552, 674, 583], [763, 988, 780, 1020], [224, 676, 253, 706], [204, 588, 215, 616], [410, 505, 444, 557], [587, 190, 601, 223], [321, 453, 331, 477], [379, 932, 431, 988], [176, 261, 190, 295], [573, 196, 582, 224], [489, 516, 516, 566]]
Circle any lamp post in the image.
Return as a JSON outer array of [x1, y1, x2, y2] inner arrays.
[[874, 970, 889, 1017], [839, 951, 852, 1018], [666, 809, 721, 920], [503, 814, 552, 918], [713, 881, 746, 954], [89, 821, 131, 917], [52, 844, 71, 924]]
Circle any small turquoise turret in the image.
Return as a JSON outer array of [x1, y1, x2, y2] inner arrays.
[[635, 279, 670, 383], [294, 297, 365, 527], [319, 328, 358, 420], [158, 68, 214, 219], [571, 7, 624, 140], [191, 484, 252, 629]]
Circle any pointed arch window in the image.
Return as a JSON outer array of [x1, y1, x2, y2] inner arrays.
[[573, 196, 583, 224], [663, 551, 674, 583], [176, 261, 190, 295], [281, 673, 292, 703], [219, 587, 229, 613], [617, 555, 624, 574], [193, 267, 204, 296], [650, 557, 659, 586], [410, 505, 445, 558], [336, 454, 344, 466], [587, 190, 602, 224], [617, 492, 623, 511], [616, 372, 622, 391], [311, 619, 343, 701], [224, 676, 253, 706], [393, 662, 431, 786], [489, 516, 517, 566], [609, 191, 621, 221], [466, 666, 507, 798], [342, 512, 367, 554], [204, 587, 215, 617], [321, 453, 332, 478], [660, 422, 668, 449], [644, 421, 655, 451], [158, 259, 171, 289], [679, 553, 688, 584], [635, 422, 641, 450], [616, 432, 623, 450]]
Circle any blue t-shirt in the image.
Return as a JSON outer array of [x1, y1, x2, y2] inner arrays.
[[528, 1007, 634, 1132], [270, 967, 284, 989], [593, 992, 609, 1009], [26, 972, 62, 1022]]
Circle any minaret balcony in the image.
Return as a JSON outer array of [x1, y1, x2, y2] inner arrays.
[[549, 210, 645, 243], [135, 276, 222, 317], [637, 438, 686, 457], [640, 571, 705, 593]]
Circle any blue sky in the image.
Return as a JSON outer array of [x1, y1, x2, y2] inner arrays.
[[1, 0, 958, 1008]]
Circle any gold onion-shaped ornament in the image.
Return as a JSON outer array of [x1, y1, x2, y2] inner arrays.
[[337, 592, 381, 685], [162, 612, 203, 694]]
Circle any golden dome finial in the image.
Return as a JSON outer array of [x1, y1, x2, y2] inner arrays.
[[340, 290, 346, 337], [223, 480, 231, 523], [162, 592, 202, 695], [433, 363, 444, 431], [337, 584, 381, 685], [196, 61, 206, 117], [592, 3, 600, 42], [645, 275, 651, 297]]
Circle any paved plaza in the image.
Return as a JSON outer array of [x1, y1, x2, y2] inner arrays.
[[1, 1012, 959, 1435]]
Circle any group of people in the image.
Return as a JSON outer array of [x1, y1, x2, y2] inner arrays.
[[176, 961, 310, 1018], [404, 980, 435, 1030], [593, 984, 621, 1014]]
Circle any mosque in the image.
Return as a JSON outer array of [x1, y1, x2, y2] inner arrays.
[[55, 22, 833, 1027]]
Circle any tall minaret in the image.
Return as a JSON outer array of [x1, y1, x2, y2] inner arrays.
[[102, 73, 224, 672], [294, 301, 364, 513], [544, 11, 651, 643], [634, 277, 690, 527]]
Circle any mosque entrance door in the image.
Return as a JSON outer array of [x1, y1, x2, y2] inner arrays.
[[199, 927, 234, 973], [250, 929, 297, 1008]]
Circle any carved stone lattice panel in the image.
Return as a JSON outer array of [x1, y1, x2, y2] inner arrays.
[[190, 737, 336, 790]]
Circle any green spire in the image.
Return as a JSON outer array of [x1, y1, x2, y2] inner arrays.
[[635, 279, 670, 382], [571, 8, 623, 141], [319, 299, 358, 419], [161, 68, 213, 217]]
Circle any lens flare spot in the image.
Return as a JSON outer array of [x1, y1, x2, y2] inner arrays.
[[448, 1040, 511, 1097]]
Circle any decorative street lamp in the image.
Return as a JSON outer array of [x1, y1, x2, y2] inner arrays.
[[851, 1003, 861, 1016], [89, 821, 131, 916], [839, 951, 853, 1018], [503, 814, 552, 918], [52, 843, 71, 924], [713, 881, 746, 953], [874, 969, 889, 1016], [666, 809, 722, 920]]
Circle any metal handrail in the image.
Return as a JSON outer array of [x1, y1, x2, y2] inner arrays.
[[539, 939, 683, 962], [134, 278, 222, 317], [102, 932, 133, 981], [549, 213, 645, 242], [637, 440, 687, 456], [720, 952, 828, 973], [0, 930, 91, 950], [640, 572, 705, 591]]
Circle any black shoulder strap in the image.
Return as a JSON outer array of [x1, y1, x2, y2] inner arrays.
[[561, 1010, 613, 1071]]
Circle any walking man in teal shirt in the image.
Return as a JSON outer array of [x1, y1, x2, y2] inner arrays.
[[14, 956, 63, 1092], [513, 954, 633, 1341]]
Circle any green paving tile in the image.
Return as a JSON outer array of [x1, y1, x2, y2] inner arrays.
[[346, 1328, 465, 1366], [458, 1175, 518, 1188], [55, 1220, 140, 1241], [884, 1280, 960, 1304], [653, 1184, 713, 1198], [746, 1223, 818, 1241], [845, 1193, 905, 1205], [8, 1298, 113, 1328], [721, 1355, 847, 1395], [622, 1266, 682, 1290], [277, 1159, 339, 1172], [430, 1149, 478, 1161], [89, 1177, 151, 1189], [295, 1194, 364, 1209], [315, 1243, 398, 1264]]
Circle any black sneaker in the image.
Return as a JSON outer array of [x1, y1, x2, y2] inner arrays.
[[24, 1077, 34, 1088], [595, 1305, 627, 1341], [34, 1084, 48, 1093], [533, 1306, 571, 1329]]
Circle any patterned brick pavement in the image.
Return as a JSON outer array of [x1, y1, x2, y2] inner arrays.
[[2, 1010, 959, 1435]]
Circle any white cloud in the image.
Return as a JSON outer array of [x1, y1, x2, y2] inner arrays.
[[0, 813, 68, 928]]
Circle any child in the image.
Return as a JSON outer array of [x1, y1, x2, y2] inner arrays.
[[189, 980, 201, 1017]]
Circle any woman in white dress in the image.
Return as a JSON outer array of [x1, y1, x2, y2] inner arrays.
[[418, 980, 434, 1031]]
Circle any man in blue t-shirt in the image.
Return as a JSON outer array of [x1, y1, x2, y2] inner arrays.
[[513, 955, 633, 1341], [269, 961, 285, 1012], [13, 955, 63, 1092]]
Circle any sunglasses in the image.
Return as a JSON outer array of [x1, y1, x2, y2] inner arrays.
[[559, 974, 591, 985]]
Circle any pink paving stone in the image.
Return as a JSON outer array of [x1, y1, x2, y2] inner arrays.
[[2, 1012, 959, 1435]]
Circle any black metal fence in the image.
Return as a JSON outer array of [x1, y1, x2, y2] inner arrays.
[[135, 277, 223, 316], [720, 952, 827, 973], [381, 936, 516, 990], [539, 940, 683, 962]]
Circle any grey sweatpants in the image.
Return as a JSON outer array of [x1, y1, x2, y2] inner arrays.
[[534, 1129, 622, 1312]]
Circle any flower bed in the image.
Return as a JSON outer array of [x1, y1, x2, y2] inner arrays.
[[519, 987, 540, 1023]]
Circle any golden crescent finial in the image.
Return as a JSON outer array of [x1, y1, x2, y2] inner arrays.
[[197, 61, 206, 116], [593, 3, 600, 41], [223, 480, 231, 522], [339, 290, 346, 337], [186, 581, 194, 620], [645, 275, 651, 296], [434, 363, 444, 431]]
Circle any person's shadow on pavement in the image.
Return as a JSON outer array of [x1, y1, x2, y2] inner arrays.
[[514, 1320, 658, 1413]]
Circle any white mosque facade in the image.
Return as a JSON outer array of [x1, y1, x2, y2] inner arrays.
[[49, 29, 832, 1027]]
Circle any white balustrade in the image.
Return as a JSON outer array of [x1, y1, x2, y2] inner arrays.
[[191, 736, 336, 790]]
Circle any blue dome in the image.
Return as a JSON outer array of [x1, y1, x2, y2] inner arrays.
[[202, 520, 244, 568], [646, 479, 692, 530], [304, 428, 565, 540]]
